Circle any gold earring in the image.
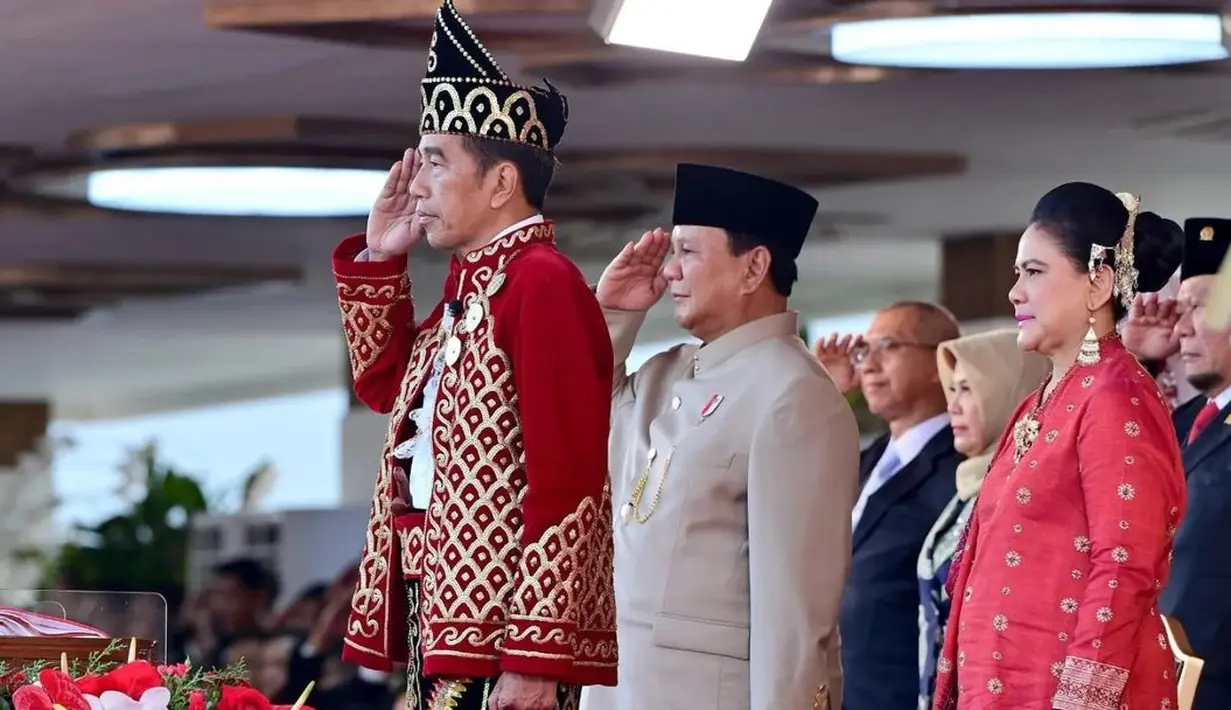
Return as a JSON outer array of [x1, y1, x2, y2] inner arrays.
[[1077, 314, 1100, 367]]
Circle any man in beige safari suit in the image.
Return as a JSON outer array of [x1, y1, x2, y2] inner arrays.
[[584, 163, 861, 710]]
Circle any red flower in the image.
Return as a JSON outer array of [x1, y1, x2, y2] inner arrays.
[[73, 662, 163, 700], [11, 670, 89, 710], [187, 690, 207, 710], [215, 685, 270, 710], [156, 664, 189, 679], [73, 676, 102, 696], [0, 671, 26, 693]]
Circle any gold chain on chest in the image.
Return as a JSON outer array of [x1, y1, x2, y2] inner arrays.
[[621, 392, 723, 524], [621, 446, 676, 524]]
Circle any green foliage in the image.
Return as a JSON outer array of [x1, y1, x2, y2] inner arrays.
[[42, 443, 210, 604]]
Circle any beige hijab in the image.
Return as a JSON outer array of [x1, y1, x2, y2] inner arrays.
[[937, 329, 1051, 500]]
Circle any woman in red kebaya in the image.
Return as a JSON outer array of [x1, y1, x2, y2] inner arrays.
[[933, 182, 1187, 710]]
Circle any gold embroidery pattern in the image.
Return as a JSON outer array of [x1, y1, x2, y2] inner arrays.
[[399, 523, 426, 580], [426, 679, 468, 709], [346, 322, 441, 658], [504, 493, 617, 666], [335, 273, 411, 379], [421, 82, 550, 151], [417, 1, 564, 152], [463, 223, 553, 263], [422, 269, 522, 662], [582, 480, 617, 664], [405, 581, 421, 710], [1053, 655, 1129, 710], [347, 222, 615, 676]]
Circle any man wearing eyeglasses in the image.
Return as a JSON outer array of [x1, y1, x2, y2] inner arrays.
[[812, 301, 961, 710]]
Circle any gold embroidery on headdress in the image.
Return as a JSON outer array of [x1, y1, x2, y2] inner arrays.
[[1087, 192, 1140, 309]]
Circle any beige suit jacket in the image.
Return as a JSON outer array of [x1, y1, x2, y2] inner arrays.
[[585, 308, 860, 710]]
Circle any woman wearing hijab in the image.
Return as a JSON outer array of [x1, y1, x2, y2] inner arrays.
[[917, 329, 1049, 709], [933, 182, 1187, 709]]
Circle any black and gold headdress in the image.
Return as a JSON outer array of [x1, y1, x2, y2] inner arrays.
[[419, 0, 569, 152], [1087, 192, 1140, 309]]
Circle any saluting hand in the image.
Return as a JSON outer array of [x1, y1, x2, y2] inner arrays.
[[366, 147, 425, 261], [1121, 293, 1180, 361], [596, 227, 671, 311], [812, 333, 863, 395]]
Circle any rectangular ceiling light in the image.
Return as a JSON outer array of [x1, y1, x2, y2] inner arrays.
[[590, 0, 775, 62]]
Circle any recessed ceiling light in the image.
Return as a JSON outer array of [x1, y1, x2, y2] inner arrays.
[[592, 0, 775, 62], [5, 118, 412, 218], [40, 166, 388, 218], [830, 11, 1229, 69]]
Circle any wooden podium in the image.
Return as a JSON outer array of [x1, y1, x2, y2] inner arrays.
[[0, 605, 157, 665]]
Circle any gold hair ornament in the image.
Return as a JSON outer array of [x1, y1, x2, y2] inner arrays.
[[1088, 192, 1140, 310]]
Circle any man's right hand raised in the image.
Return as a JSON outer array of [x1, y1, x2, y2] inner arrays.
[[1121, 293, 1181, 361], [812, 333, 863, 395], [596, 228, 671, 311], [366, 147, 425, 261]]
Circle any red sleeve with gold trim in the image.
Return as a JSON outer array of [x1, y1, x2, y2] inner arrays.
[[332, 234, 416, 414], [499, 248, 618, 684]]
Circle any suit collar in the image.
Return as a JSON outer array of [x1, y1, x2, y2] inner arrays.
[[692, 311, 798, 376], [1182, 398, 1231, 471], [853, 426, 956, 549], [450, 219, 554, 273], [1213, 384, 1231, 410], [884, 413, 950, 468]]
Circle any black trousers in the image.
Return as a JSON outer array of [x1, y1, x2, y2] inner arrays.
[[404, 580, 581, 710]]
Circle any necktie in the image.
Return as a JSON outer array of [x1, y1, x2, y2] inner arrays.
[[1187, 400, 1220, 445], [852, 446, 901, 528]]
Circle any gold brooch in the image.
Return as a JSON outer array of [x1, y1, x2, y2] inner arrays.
[[1012, 412, 1041, 464]]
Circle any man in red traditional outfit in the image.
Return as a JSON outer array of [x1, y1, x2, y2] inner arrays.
[[330, 2, 617, 708]]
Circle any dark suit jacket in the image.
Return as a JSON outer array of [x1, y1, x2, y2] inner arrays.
[[840, 427, 961, 710], [1162, 396, 1231, 710]]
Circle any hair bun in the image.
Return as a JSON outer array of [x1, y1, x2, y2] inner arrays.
[[1131, 211, 1183, 294]]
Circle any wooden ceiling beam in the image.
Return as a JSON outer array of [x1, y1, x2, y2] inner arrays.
[[0, 262, 303, 322], [0, 263, 302, 291], [205, 0, 587, 28], [64, 116, 416, 154], [203, 0, 840, 56], [518, 49, 915, 85], [558, 148, 967, 186]]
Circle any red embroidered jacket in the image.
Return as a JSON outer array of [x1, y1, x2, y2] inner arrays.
[[332, 222, 617, 686]]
